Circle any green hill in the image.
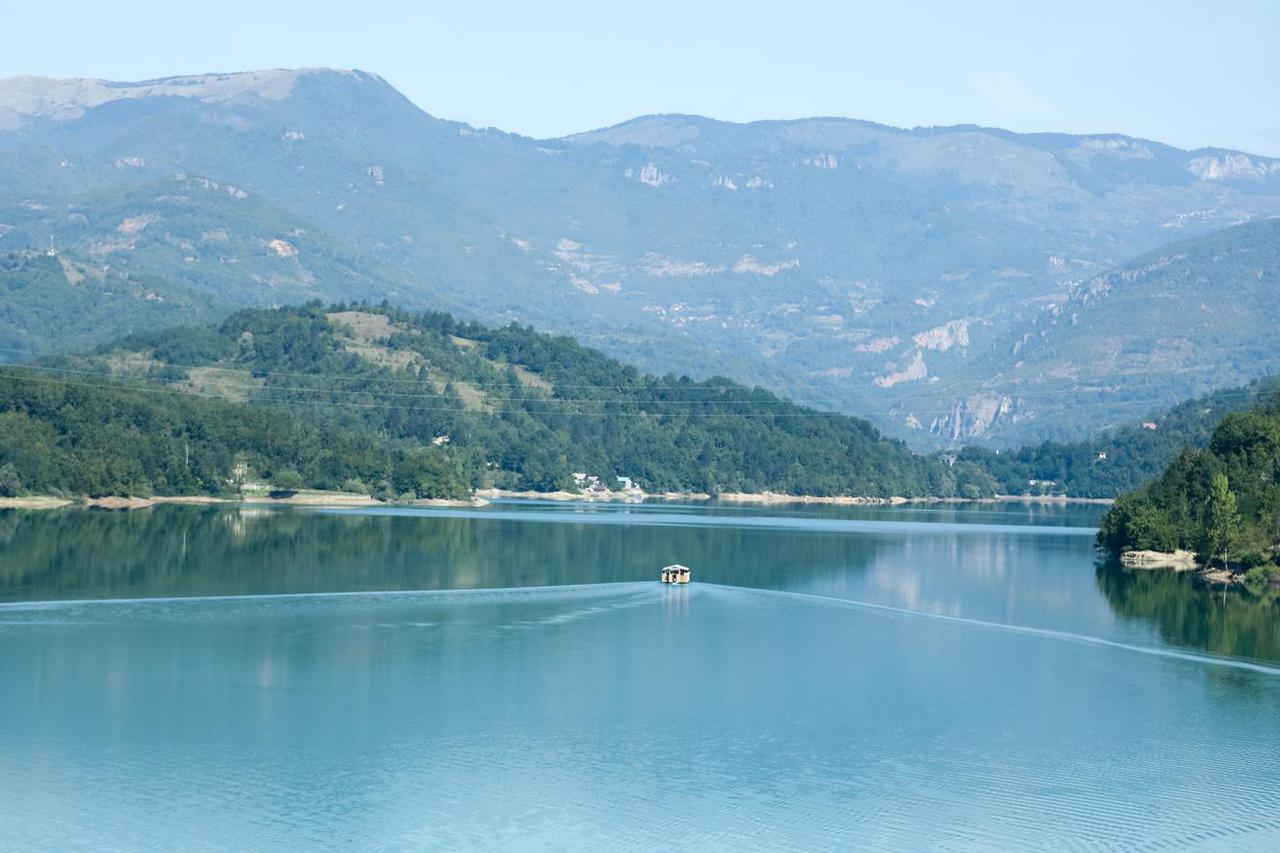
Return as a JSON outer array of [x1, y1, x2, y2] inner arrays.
[[3, 302, 988, 499]]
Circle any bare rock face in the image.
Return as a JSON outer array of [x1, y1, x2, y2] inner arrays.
[[930, 394, 1017, 442], [268, 239, 298, 259], [874, 351, 928, 389], [913, 319, 970, 352], [631, 163, 673, 187], [1187, 153, 1280, 181]]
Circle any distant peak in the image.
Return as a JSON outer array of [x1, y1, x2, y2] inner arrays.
[[0, 68, 384, 128]]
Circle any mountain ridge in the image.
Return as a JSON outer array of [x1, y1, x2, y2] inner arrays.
[[565, 109, 1275, 167], [3, 68, 1279, 445], [0, 69, 374, 127], [9, 68, 1279, 175]]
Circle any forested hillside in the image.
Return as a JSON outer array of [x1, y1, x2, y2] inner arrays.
[[0, 367, 468, 499], [1097, 393, 1280, 585], [8, 302, 990, 499]]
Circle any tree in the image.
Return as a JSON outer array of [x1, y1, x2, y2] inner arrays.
[[1203, 472, 1241, 569], [229, 454, 250, 494], [1097, 492, 1175, 554], [236, 331, 255, 361], [272, 469, 305, 493], [372, 479, 396, 502], [0, 462, 21, 497]]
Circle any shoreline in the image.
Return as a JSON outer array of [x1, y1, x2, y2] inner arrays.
[[3, 488, 1114, 511], [477, 488, 1112, 507], [713, 492, 908, 506], [989, 494, 1114, 506], [0, 496, 75, 509], [712, 492, 1113, 507], [1117, 549, 1268, 589], [2, 492, 486, 511]]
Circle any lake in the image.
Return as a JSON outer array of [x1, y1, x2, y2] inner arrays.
[[2, 500, 1279, 850]]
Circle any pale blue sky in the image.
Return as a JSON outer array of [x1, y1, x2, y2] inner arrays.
[[3, 0, 1278, 154]]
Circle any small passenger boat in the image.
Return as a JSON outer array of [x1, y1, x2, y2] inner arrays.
[[660, 564, 691, 584]]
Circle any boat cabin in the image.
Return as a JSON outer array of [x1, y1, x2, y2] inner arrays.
[[660, 564, 692, 584]]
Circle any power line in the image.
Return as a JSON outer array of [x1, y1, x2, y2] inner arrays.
[[0, 360, 857, 407], [0, 369, 860, 419], [0, 363, 1275, 422], [5, 339, 1277, 400], [7, 345, 1280, 417]]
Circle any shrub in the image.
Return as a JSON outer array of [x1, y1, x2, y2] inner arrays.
[[1242, 564, 1280, 597], [1237, 551, 1271, 570]]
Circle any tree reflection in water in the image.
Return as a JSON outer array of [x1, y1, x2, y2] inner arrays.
[[0, 505, 883, 602], [1096, 559, 1280, 661]]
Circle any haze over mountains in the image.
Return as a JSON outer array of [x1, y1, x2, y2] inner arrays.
[[2, 67, 1278, 445]]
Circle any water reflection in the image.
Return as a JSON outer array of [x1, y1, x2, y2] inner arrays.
[[0, 504, 891, 601], [1096, 561, 1280, 662], [4, 501, 1278, 663]]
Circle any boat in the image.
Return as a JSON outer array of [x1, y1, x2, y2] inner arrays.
[[660, 564, 691, 584]]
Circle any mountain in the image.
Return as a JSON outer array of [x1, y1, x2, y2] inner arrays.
[[4, 69, 1280, 444], [0, 250, 222, 361], [935, 218, 1280, 443], [959, 374, 1280, 497], [15, 302, 976, 499]]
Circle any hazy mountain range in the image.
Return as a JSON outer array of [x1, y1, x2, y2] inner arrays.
[[2, 67, 1278, 445]]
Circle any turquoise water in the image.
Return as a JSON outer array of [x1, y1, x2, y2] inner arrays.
[[2, 501, 1279, 849]]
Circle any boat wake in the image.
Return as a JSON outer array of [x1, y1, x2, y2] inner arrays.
[[708, 583, 1280, 676]]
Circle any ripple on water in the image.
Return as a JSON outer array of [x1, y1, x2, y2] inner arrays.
[[1, 584, 1278, 851]]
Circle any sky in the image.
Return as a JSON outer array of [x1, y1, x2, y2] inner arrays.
[[2, 0, 1278, 155]]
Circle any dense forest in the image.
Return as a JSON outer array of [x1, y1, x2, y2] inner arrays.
[[0, 367, 469, 500], [1097, 393, 1280, 585], [959, 375, 1280, 498], [1, 302, 996, 500]]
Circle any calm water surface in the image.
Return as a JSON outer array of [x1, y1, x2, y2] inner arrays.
[[2, 501, 1278, 849]]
